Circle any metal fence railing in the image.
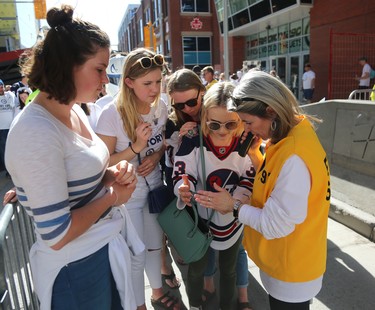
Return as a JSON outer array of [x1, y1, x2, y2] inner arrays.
[[348, 89, 375, 100], [0, 203, 39, 310]]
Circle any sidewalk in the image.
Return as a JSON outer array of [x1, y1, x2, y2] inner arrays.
[[145, 218, 375, 310], [1, 171, 374, 309]]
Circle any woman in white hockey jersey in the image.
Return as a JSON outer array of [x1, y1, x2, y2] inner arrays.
[[173, 82, 255, 310]]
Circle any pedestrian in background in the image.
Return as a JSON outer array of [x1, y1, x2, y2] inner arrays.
[[356, 56, 372, 100], [5, 5, 142, 309], [302, 63, 315, 103], [202, 66, 218, 91], [0, 79, 16, 175], [197, 70, 330, 310]]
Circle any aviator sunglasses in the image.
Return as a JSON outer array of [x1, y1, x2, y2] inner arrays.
[[206, 120, 239, 131], [132, 54, 165, 69], [172, 90, 200, 111]]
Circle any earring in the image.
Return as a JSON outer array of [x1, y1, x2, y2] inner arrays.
[[271, 120, 277, 131]]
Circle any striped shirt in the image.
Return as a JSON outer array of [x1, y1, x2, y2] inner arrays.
[[5, 103, 109, 247]]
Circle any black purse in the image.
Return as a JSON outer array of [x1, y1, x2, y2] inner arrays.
[[135, 148, 175, 214], [147, 183, 176, 213]]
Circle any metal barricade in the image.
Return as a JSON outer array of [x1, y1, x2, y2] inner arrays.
[[348, 89, 375, 100], [0, 203, 39, 310]]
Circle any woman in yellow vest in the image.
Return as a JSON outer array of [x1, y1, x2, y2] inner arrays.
[[193, 70, 331, 310]]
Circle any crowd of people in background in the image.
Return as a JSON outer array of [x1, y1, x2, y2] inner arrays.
[[1, 4, 331, 310]]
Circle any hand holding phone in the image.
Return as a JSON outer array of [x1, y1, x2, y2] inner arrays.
[[238, 131, 254, 157]]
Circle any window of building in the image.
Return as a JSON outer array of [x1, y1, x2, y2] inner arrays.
[[232, 8, 250, 29], [181, 0, 209, 13], [183, 36, 211, 66], [271, 0, 297, 13], [153, 0, 159, 27], [229, 0, 248, 15], [164, 0, 168, 16], [249, 0, 263, 5], [245, 17, 310, 60], [145, 7, 151, 23], [250, 0, 271, 21], [139, 19, 144, 42], [214, 0, 224, 22]]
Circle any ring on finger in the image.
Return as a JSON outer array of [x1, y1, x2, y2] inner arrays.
[[208, 197, 211, 202]]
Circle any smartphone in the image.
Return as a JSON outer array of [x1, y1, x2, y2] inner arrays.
[[238, 132, 254, 157]]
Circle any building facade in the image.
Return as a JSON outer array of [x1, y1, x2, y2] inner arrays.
[[118, 0, 222, 72], [119, 0, 375, 101]]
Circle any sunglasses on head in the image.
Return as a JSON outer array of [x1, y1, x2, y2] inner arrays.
[[172, 90, 200, 111], [132, 54, 165, 69], [206, 120, 239, 131], [228, 96, 257, 111]]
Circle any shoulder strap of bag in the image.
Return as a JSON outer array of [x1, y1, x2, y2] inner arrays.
[[71, 182, 104, 210], [199, 126, 215, 223], [134, 145, 152, 191]]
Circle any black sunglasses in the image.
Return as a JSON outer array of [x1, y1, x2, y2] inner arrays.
[[172, 90, 200, 111], [228, 96, 257, 111], [132, 54, 165, 69]]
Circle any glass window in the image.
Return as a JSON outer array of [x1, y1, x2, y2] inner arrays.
[[183, 37, 211, 66], [259, 31, 267, 46], [267, 28, 278, 43], [249, 0, 262, 6], [250, 1, 271, 21], [302, 36, 310, 51], [289, 20, 302, 38], [271, 0, 297, 13], [259, 46, 267, 58], [278, 24, 288, 39], [214, 0, 224, 22], [183, 37, 196, 51], [229, 0, 248, 15], [268, 44, 277, 56], [289, 38, 301, 53], [198, 37, 210, 50], [196, 0, 209, 12], [303, 17, 310, 35], [181, 0, 209, 13], [232, 9, 250, 28]]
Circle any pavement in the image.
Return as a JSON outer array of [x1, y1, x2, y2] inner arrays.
[[1, 170, 374, 310]]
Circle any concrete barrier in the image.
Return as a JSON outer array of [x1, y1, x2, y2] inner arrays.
[[303, 100, 375, 241]]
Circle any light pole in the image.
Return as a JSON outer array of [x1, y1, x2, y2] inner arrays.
[[223, 0, 229, 80]]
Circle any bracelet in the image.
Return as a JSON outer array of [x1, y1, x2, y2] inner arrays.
[[130, 144, 139, 155], [112, 188, 118, 206]]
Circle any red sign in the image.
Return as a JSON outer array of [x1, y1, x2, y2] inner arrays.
[[190, 17, 203, 30]]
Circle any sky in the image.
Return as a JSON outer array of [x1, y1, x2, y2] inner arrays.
[[46, 0, 140, 49]]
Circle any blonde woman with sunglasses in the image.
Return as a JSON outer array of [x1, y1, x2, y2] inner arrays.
[[166, 70, 253, 309], [173, 82, 255, 310], [96, 48, 180, 310]]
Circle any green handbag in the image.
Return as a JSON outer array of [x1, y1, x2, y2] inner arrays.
[[157, 126, 214, 264]]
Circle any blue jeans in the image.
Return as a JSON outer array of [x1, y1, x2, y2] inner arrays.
[[51, 244, 122, 310], [204, 234, 249, 287], [188, 236, 242, 309]]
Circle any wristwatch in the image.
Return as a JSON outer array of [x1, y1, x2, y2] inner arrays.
[[233, 200, 243, 219]]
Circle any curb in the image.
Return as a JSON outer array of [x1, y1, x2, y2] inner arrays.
[[329, 197, 375, 242]]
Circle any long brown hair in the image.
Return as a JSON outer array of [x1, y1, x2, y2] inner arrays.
[[22, 5, 110, 104]]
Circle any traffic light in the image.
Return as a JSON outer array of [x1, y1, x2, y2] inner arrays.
[[34, 0, 47, 19], [143, 22, 157, 50]]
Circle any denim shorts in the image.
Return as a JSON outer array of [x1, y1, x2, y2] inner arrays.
[[51, 244, 122, 310]]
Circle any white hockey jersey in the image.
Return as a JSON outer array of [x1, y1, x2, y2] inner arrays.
[[173, 133, 255, 250]]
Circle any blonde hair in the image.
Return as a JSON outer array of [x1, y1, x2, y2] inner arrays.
[[116, 48, 163, 142], [233, 71, 321, 144], [201, 82, 243, 136]]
